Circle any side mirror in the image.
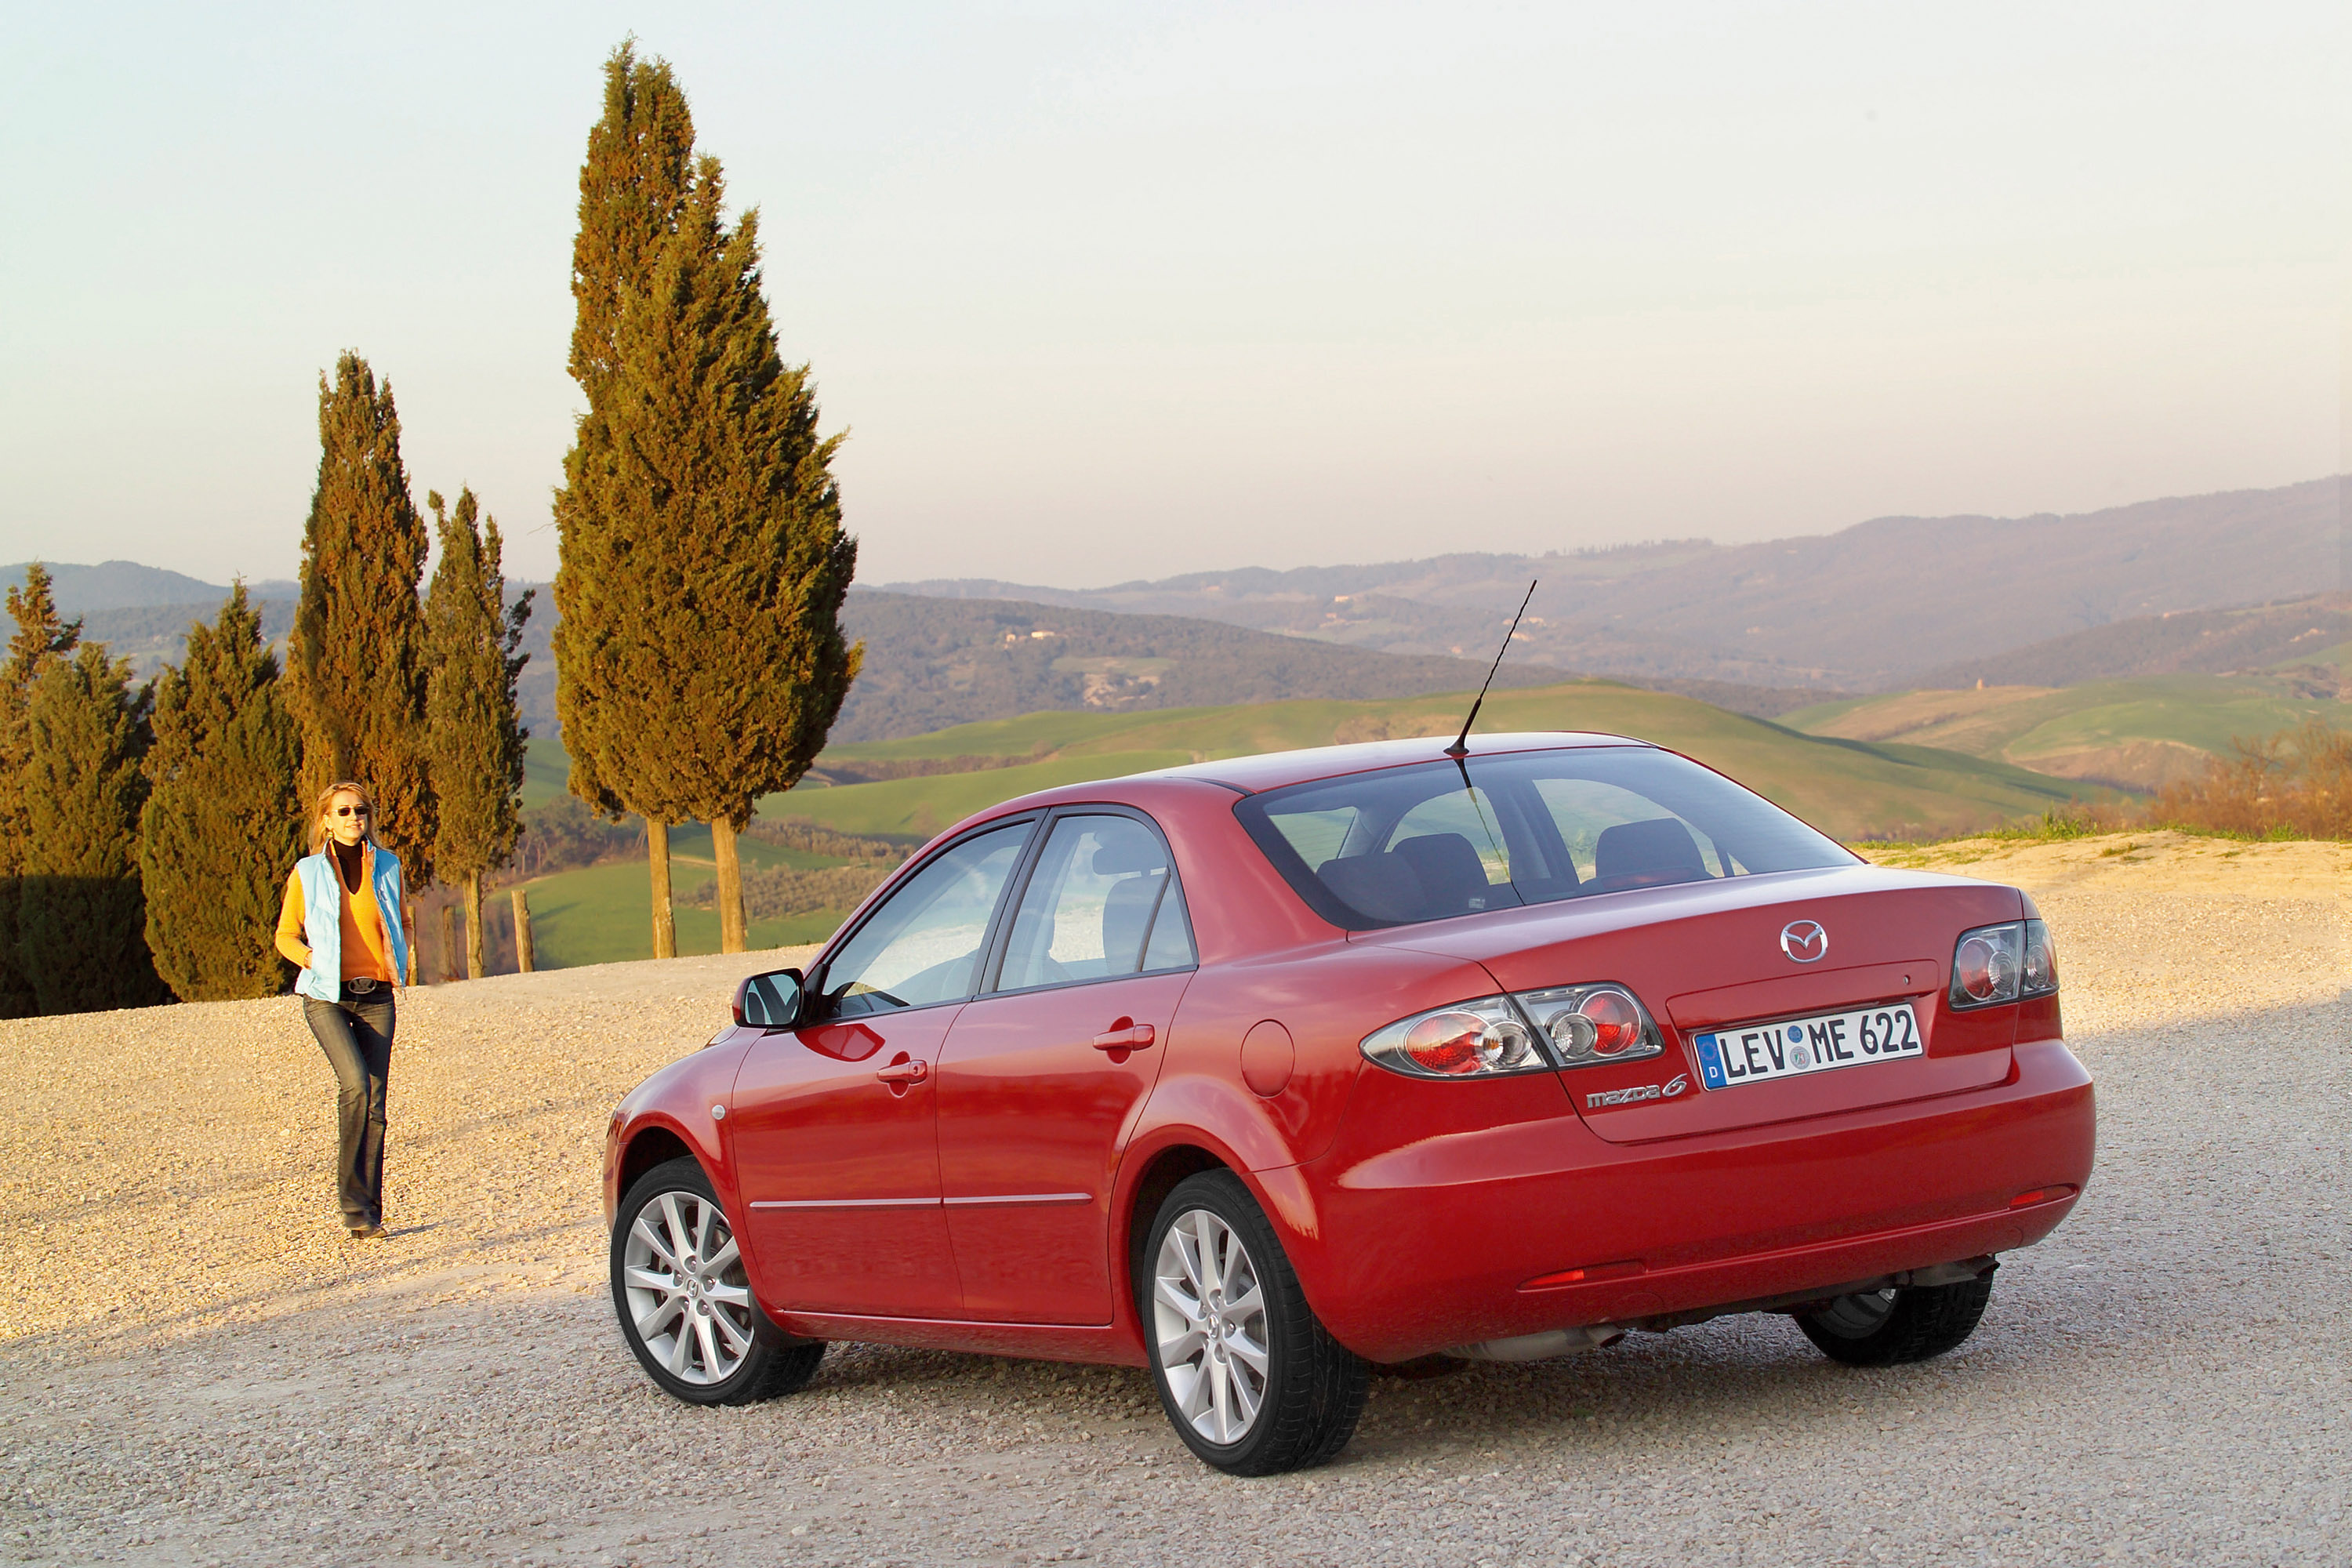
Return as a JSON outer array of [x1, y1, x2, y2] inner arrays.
[[732, 968, 804, 1031]]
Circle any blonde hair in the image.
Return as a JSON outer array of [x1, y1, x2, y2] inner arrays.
[[309, 780, 380, 853]]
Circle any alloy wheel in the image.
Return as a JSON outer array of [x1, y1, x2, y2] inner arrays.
[[1152, 1207, 1271, 1444], [621, 1189, 756, 1385]]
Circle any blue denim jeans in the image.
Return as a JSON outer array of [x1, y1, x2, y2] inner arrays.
[[303, 991, 395, 1226]]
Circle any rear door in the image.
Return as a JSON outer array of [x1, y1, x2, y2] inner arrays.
[[934, 810, 1198, 1324]]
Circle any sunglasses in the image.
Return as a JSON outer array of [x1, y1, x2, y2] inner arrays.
[[332, 805, 371, 818]]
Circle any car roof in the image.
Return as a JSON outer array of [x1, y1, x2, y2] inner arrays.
[[1132, 731, 1650, 796]]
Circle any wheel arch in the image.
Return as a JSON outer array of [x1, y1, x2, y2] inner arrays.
[[618, 1123, 699, 1206]]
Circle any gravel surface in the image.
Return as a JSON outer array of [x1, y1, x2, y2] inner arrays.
[[2, 833, 2345, 1567]]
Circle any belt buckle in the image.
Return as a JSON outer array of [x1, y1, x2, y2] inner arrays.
[[348, 977, 377, 996]]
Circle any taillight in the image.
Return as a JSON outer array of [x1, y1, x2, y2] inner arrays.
[[1362, 983, 1663, 1079], [1515, 983, 1664, 1066], [1949, 919, 2058, 1011]]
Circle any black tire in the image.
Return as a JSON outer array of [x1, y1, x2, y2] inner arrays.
[[1140, 1171, 1370, 1475], [611, 1156, 823, 1406], [1796, 1276, 1994, 1366]]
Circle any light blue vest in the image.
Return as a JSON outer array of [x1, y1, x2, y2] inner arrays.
[[293, 845, 408, 1003]]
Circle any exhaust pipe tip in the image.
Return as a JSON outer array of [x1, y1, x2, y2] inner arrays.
[[1440, 1324, 1626, 1363]]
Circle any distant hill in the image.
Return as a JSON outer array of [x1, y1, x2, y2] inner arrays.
[[0, 560, 296, 612], [74, 597, 300, 679], [1910, 594, 2349, 693], [887, 476, 2344, 691], [823, 592, 1568, 742]]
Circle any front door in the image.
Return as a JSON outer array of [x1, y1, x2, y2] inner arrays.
[[730, 820, 1035, 1319], [936, 812, 1200, 1324]]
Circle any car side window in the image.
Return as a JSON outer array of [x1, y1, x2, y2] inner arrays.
[[996, 815, 1192, 991], [816, 822, 1032, 1018]]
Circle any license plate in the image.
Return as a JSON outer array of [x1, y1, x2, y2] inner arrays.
[[1692, 1002, 1922, 1090]]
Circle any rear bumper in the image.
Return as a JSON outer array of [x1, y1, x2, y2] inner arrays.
[[1294, 1040, 2094, 1363]]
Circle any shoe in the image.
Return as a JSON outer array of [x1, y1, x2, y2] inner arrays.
[[347, 1223, 386, 1240]]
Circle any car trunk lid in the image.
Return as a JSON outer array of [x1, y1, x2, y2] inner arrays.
[[1358, 865, 2023, 1144]]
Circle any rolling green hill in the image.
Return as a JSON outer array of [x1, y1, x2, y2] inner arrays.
[[1784, 674, 2352, 791], [498, 679, 2128, 970], [777, 680, 2107, 843]]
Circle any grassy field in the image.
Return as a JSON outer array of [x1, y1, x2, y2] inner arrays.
[[787, 680, 2110, 843], [1784, 673, 2351, 791]]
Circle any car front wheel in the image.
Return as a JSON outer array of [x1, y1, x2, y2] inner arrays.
[[611, 1156, 823, 1406], [1142, 1171, 1369, 1475], [1796, 1276, 1994, 1366]]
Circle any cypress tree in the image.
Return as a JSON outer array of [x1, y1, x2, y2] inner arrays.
[[16, 644, 167, 1014], [424, 488, 532, 978], [554, 44, 701, 958], [286, 352, 435, 954], [556, 48, 859, 956], [140, 585, 303, 1000], [0, 565, 82, 1018]]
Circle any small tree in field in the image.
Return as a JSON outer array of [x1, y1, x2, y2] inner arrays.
[[140, 585, 304, 1000], [424, 488, 532, 978]]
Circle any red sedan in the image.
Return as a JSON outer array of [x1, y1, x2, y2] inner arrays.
[[603, 733, 2093, 1475]]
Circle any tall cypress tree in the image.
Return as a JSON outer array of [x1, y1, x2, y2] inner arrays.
[[286, 353, 435, 932], [557, 47, 859, 956], [555, 43, 700, 958], [424, 488, 532, 978], [0, 565, 82, 1018], [612, 162, 860, 951], [16, 644, 167, 1014], [140, 585, 303, 1001]]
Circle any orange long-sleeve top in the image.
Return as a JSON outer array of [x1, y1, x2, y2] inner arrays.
[[274, 845, 396, 984]]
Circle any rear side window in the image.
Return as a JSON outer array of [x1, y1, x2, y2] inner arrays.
[[1236, 747, 1856, 931], [996, 815, 1194, 991]]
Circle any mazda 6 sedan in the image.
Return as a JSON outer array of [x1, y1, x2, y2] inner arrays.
[[603, 733, 2094, 1474]]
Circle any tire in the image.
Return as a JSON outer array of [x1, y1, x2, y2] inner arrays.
[[611, 1156, 823, 1406], [1140, 1171, 1370, 1475], [1796, 1276, 1994, 1367]]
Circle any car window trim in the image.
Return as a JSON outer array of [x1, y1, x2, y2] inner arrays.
[[805, 813, 1042, 1021], [975, 804, 1200, 998]]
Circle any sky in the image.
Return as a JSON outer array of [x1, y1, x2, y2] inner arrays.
[[0, 2, 2343, 590]]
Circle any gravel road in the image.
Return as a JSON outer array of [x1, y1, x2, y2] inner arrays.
[[2, 833, 2345, 1567]]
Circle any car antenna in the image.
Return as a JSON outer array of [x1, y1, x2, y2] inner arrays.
[[1445, 579, 1538, 760]]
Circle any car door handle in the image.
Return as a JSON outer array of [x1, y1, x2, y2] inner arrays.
[[1092, 1021, 1156, 1052], [874, 1058, 930, 1084]]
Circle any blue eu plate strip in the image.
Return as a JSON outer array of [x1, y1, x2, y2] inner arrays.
[[1693, 1033, 1726, 1090]]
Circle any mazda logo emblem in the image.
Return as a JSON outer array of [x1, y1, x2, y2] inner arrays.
[[1780, 920, 1828, 963]]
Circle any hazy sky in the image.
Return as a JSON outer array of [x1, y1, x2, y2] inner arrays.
[[2, 2, 2342, 590]]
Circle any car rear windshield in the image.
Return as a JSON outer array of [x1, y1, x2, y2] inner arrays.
[[1232, 746, 1859, 931]]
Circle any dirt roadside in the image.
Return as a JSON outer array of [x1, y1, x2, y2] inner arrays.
[[2, 835, 2344, 1567]]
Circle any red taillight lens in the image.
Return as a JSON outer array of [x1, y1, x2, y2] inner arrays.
[[1402, 1011, 1490, 1074], [1581, 989, 1642, 1055]]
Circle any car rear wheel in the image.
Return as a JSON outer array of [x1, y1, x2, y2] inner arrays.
[[1796, 1276, 1994, 1366], [611, 1156, 823, 1406], [1142, 1171, 1369, 1475]]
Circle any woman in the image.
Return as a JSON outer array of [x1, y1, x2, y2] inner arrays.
[[274, 781, 410, 1240]]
